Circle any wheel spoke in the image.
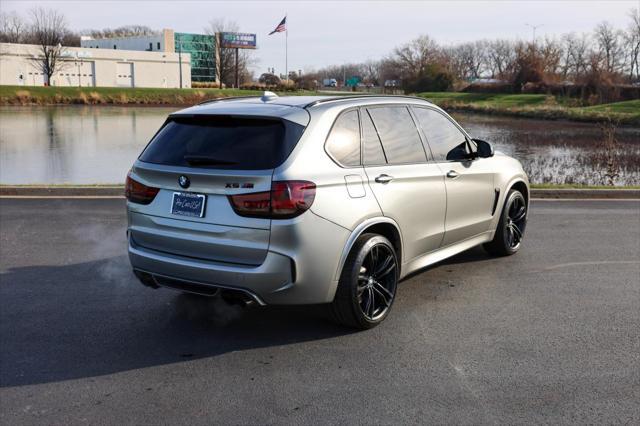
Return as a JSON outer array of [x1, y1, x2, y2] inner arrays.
[[512, 206, 526, 222], [377, 262, 396, 279], [374, 255, 394, 277], [511, 223, 523, 242], [370, 246, 378, 269], [356, 243, 398, 320], [368, 287, 376, 317], [363, 288, 372, 317], [373, 254, 390, 275], [372, 281, 392, 306], [357, 282, 367, 296], [507, 226, 514, 246]]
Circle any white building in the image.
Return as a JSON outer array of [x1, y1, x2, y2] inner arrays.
[[0, 42, 191, 88], [81, 29, 217, 83], [80, 29, 175, 53]]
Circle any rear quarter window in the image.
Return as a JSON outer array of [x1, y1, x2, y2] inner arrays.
[[139, 115, 305, 170], [325, 110, 361, 167]]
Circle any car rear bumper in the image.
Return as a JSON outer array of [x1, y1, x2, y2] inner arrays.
[[128, 210, 350, 305], [129, 237, 296, 303], [129, 240, 343, 305]]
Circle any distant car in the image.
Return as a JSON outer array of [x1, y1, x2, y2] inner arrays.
[[126, 94, 529, 329], [258, 73, 281, 86], [323, 78, 338, 87]]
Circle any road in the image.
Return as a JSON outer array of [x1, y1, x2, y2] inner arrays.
[[0, 198, 639, 425]]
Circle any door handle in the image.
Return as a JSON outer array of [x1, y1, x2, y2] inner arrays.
[[446, 170, 459, 179], [375, 174, 394, 184]]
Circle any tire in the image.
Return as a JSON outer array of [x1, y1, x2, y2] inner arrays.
[[329, 233, 399, 329], [484, 188, 528, 256]]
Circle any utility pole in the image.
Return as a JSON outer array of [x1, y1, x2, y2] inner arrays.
[[177, 35, 183, 89], [215, 33, 221, 86], [525, 23, 543, 45], [234, 47, 239, 88]]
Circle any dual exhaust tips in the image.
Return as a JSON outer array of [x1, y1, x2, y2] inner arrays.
[[133, 269, 259, 306]]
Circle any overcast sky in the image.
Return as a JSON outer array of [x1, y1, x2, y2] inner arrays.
[[3, 0, 638, 75]]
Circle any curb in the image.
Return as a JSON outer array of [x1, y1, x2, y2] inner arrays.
[[1, 186, 639, 199], [0, 186, 124, 197], [530, 189, 640, 199]]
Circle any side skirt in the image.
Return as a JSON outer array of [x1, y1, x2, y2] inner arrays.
[[400, 231, 493, 279]]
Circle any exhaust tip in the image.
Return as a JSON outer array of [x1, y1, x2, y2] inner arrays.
[[133, 269, 159, 289]]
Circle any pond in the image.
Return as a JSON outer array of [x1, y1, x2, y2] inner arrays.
[[1, 106, 638, 185]]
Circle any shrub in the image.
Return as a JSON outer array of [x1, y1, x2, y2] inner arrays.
[[192, 81, 221, 89], [403, 64, 454, 93], [14, 90, 31, 104]]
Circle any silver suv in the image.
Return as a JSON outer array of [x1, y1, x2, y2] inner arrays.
[[126, 94, 529, 329]]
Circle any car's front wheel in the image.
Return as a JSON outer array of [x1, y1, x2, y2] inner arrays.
[[484, 188, 528, 256], [330, 233, 399, 329]]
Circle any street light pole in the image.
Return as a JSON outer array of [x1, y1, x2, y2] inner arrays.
[[525, 23, 543, 44], [234, 47, 239, 88], [177, 35, 183, 89]]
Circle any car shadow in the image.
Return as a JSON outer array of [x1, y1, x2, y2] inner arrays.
[[0, 256, 353, 387]]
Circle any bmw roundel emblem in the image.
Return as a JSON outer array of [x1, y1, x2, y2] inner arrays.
[[178, 175, 190, 189]]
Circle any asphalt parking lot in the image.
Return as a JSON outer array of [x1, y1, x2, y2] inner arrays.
[[0, 198, 638, 425]]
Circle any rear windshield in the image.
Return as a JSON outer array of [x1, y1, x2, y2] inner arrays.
[[139, 115, 306, 170]]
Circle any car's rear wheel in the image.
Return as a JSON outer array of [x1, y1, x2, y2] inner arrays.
[[484, 188, 527, 256], [330, 233, 398, 329]]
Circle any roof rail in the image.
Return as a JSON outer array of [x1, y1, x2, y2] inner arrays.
[[197, 95, 262, 106], [303, 94, 430, 109]]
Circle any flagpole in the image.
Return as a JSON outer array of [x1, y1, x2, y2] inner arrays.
[[285, 14, 288, 82]]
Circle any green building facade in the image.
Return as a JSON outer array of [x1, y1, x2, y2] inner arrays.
[[175, 33, 216, 83]]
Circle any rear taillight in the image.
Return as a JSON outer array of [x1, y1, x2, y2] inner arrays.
[[228, 180, 316, 219], [125, 173, 159, 205]]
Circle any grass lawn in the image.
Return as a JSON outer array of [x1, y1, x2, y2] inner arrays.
[[581, 99, 640, 114], [416, 92, 640, 124], [0, 85, 324, 106], [418, 92, 551, 107], [1, 85, 638, 124]]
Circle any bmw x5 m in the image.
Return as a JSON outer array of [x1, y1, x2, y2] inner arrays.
[[126, 94, 529, 329]]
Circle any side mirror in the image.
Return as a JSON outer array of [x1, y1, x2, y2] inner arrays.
[[473, 139, 494, 158]]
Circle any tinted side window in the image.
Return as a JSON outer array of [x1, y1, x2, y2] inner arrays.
[[367, 106, 426, 164], [325, 110, 360, 167], [412, 108, 470, 162], [362, 109, 386, 165]]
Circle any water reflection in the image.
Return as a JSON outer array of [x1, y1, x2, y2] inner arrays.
[[453, 113, 640, 186], [0, 106, 174, 184], [0, 106, 638, 185]]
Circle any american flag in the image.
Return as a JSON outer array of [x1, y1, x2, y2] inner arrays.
[[269, 16, 286, 35]]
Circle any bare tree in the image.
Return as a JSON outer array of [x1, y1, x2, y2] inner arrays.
[[391, 35, 441, 80], [562, 32, 591, 80], [0, 11, 26, 43], [595, 120, 620, 186], [451, 41, 487, 80], [28, 7, 70, 85], [486, 39, 516, 79], [205, 18, 256, 86], [85, 25, 158, 39], [594, 21, 625, 74], [624, 8, 640, 80], [540, 37, 563, 78], [362, 60, 381, 85]]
